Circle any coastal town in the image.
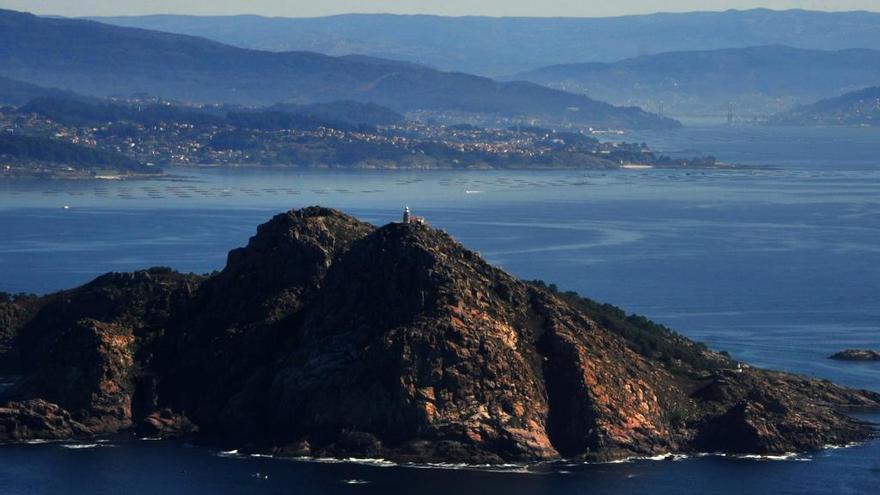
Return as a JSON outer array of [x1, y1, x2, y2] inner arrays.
[[0, 97, 718, 177]]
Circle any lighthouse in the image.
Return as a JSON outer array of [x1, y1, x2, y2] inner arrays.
[[402, 206, 426, 225]]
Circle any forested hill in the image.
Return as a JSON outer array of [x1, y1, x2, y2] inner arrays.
[[0, 76, 79, 107], [769, 87, 880, 126], [0, 133, 157, 177]]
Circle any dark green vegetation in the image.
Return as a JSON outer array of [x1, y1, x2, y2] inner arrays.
[[1, 208, 878, 462], [514, 46, 880, 117], [20, 97, 226, 128], [268, 101, 404, 126], [770, 87, 880, 127], [0, 9, 676, 130], [529, 281, 723, 376], [0, 76, 77, 107], [0, 133, 157, 178], [89, 9, 880, 76], [224, 111, 373, 133], [20, 96, 403, 129], [0, 292, 40, 373]]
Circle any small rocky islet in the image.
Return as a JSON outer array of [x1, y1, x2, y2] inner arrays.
[[829, 350, 880, 362], [0, 206, 878, 464]]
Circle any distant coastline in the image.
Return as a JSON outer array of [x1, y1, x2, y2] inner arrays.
[[0, 96, 715, 179]]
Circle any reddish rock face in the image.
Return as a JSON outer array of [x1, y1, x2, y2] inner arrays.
[[0, 207, 878, 463], [0, 267, 201, 440], [138, 409, 198, 439], [26, 319, 136, 433], [0, 399, 89, 442]]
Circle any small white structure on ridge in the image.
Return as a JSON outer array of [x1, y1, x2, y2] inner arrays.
[[402, 206, 426, 225]]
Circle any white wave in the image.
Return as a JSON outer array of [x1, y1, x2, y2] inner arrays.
[[60, 443, 113, 449], [731, 453, 810, 462], [594, 453, 687, 464], [261, 454, 541, 473], [821, 442, 862, 450], [696, 451, 811, 462], [590, 450, 812, 465], [211, 451, 397, 468], [294, 456, 396, 468], [641, 455, 668, 461], [216, 446, 819, 473], [138, 437, 163, 441], [403, 462, 532, 473], [342, 479, 370, 485]]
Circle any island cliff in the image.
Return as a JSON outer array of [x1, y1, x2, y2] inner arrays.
[[1, 207, 878, 463]]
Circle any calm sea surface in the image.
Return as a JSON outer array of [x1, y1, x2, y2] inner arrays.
[[1, 125, 878, 494]]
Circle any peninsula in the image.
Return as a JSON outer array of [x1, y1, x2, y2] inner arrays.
[[0, 95, 714, 178]]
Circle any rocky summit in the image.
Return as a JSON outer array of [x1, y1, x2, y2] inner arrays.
[[0, 207, 878, 463]]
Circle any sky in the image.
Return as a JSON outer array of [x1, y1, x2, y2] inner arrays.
[[1, 0, 879, 17]]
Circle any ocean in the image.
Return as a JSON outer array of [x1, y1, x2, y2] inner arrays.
[[0, 124, 878, 494]]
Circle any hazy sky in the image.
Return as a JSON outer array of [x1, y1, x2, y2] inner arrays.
[[2, 0, 879, 17]]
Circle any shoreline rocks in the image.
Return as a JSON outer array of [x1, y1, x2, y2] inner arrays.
[[138, 409, 198, 438]]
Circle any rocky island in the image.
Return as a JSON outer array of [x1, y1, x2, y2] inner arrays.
[[0, 207, 878, 464]]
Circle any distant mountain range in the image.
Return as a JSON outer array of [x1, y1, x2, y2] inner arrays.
[[86, 9, 880, 76], [512, 46, 880, 118], [0, 9, 677, 130], [770, 86, 880, 126]]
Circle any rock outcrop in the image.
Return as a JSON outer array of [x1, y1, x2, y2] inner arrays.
[[0, 293, 42, 373], [0, 207, 878, 463], [138, 409, 198, 439], [830, 349, 880, 362], [1, 267, 202, 437], [0, 399, 89, 442]]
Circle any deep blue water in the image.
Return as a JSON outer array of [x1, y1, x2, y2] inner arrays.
[[0, 125, 878, 493], [0, 435, 879, 495]]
